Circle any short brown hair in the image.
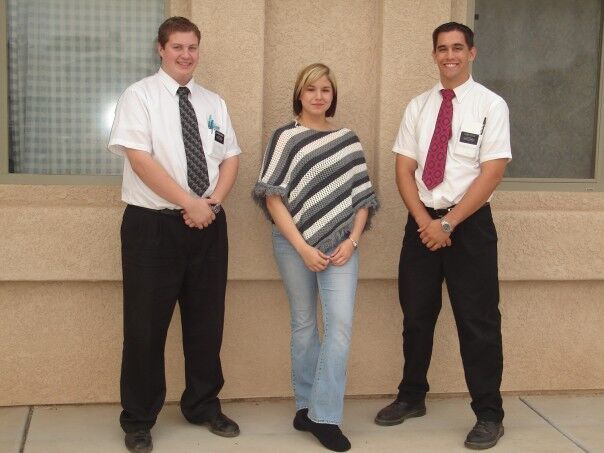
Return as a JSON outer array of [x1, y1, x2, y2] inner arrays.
[[292, 63, 338, 118], [157, 16, 201, 48]]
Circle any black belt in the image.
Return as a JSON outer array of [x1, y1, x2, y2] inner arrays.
[[425, 202, 489, 218], [130, 205, 182, 217]]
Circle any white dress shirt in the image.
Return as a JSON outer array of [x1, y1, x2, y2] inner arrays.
[[393, 76, 512, 209], [108, 68, 241, 209]]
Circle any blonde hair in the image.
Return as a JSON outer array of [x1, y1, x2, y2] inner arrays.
[[292, 63, 338, 118]]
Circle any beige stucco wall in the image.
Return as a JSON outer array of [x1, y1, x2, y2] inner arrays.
[[1, 0, 603, 406]]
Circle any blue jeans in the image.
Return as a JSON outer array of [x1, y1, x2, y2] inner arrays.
[[272, 226, 358, 425]]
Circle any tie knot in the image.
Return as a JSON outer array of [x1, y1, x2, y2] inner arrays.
[[441, 89, 455, 102], [177, 86, 190, 98]]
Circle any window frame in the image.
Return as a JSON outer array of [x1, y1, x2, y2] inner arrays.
[[0, 0, 169, 185], [466, 0, 604, 192]]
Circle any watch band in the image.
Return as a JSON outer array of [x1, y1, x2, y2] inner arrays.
[[349, 237, 358, 248]]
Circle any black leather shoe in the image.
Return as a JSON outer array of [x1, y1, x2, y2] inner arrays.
[[293, 408, 312, 431], [374, 399, 426, 426], [464, 420, 504, 450], [124, 430, 152, 452], [206, 412, 240, 438]]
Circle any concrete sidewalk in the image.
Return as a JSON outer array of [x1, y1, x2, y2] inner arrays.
[[1, 395, 602, 452]]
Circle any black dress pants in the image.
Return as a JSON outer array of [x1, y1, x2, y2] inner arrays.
[[119, 204, 228, 433], [397, 204, 504, 422]]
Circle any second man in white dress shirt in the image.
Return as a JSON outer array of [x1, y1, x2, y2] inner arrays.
[[375, 22, 511, 450]]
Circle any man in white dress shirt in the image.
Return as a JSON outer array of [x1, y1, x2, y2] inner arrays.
[[108, 16, 240, 453], [375, 22, 511, 450]]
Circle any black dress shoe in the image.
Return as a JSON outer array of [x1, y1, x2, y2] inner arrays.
[[124, 430, 152, 453], [206, 412, 240, 438], [374, 399, 426, 426], [464, 420, 504, 450], [307, 420, 351, 452], [293, 408, 312, 431]]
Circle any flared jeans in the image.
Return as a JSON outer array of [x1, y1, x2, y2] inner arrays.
[[272, 226, 358, 425]]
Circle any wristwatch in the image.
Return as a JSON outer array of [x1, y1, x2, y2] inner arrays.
[[349, 237, 359, 248], [440, 217, 454, 234]]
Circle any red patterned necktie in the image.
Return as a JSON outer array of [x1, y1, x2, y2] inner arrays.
[[422, 89, 455, 190]]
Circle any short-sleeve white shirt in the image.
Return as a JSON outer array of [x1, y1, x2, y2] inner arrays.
[[108, 68, 242, 210], [393, 76, 511, 209]]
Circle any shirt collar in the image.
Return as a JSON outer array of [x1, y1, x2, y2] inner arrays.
[[157, 68, 196, 97], [436, 75, 475, 103]]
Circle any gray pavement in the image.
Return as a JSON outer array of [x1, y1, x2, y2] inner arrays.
[[2, 395, 602, 452]]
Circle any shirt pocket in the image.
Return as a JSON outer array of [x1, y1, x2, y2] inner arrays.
[[454, 120, 483, 160], [204, 129, 226, 161]]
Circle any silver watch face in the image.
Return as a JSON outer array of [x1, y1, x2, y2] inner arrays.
[[441, 219, 453, 233]]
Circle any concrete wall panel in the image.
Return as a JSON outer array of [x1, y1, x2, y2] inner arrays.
[[3, 189, 602, 282], [1, 280, 602, 405]]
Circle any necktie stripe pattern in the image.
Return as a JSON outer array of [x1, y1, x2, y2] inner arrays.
[[422, 89, 455, 190], [177, 86, 209, 196]]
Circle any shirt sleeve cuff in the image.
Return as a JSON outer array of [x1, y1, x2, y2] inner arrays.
[[108, 140, 152, 156], [223, 147, 242, 159], [392, 147, 417, 160], [480, 152, 512, 164]]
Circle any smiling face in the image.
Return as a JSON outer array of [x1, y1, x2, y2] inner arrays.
[[298, 75, 334, 120], [432, 30, 476, 89], [158, 31, 200, 86]]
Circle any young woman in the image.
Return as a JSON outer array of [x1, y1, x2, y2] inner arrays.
[[253, 63, 378, 452]]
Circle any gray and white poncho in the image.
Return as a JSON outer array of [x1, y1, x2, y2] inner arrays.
[[253, 121, 379, 253]]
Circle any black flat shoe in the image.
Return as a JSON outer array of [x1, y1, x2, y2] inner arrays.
[[206, 412, 240, 438], [374, 399, 426, 426], [293, 408, 312, 431], [124, 430, 152, 452], [308, 420, 351, 452]]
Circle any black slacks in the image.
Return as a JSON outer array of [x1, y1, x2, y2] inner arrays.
[[119, 204, 228, 433], [397, 204, 504, 422]]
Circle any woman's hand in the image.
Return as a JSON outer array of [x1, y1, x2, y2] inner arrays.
[[299, 245, 330, 272], [330, 239, 355, 266]]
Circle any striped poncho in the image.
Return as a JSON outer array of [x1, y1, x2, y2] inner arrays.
[[253, 121, 379, 253]]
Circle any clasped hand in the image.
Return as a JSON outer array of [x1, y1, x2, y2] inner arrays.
[[329, 239, 355, 266], [182, 197, 219, 229], [300, 239, 355, 272], [418, 218, 452, 251]]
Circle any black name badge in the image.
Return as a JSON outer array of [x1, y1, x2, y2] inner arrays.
[[460, 131, 479, 145], [214, 131, 225, 144]]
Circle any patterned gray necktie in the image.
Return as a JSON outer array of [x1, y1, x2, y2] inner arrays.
[[177, 86, 209, 196]]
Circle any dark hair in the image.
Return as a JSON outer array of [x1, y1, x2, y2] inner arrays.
[[432, 22, 474, 50], [157, 16, 201, 48], [292, 63, 338, 118]]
